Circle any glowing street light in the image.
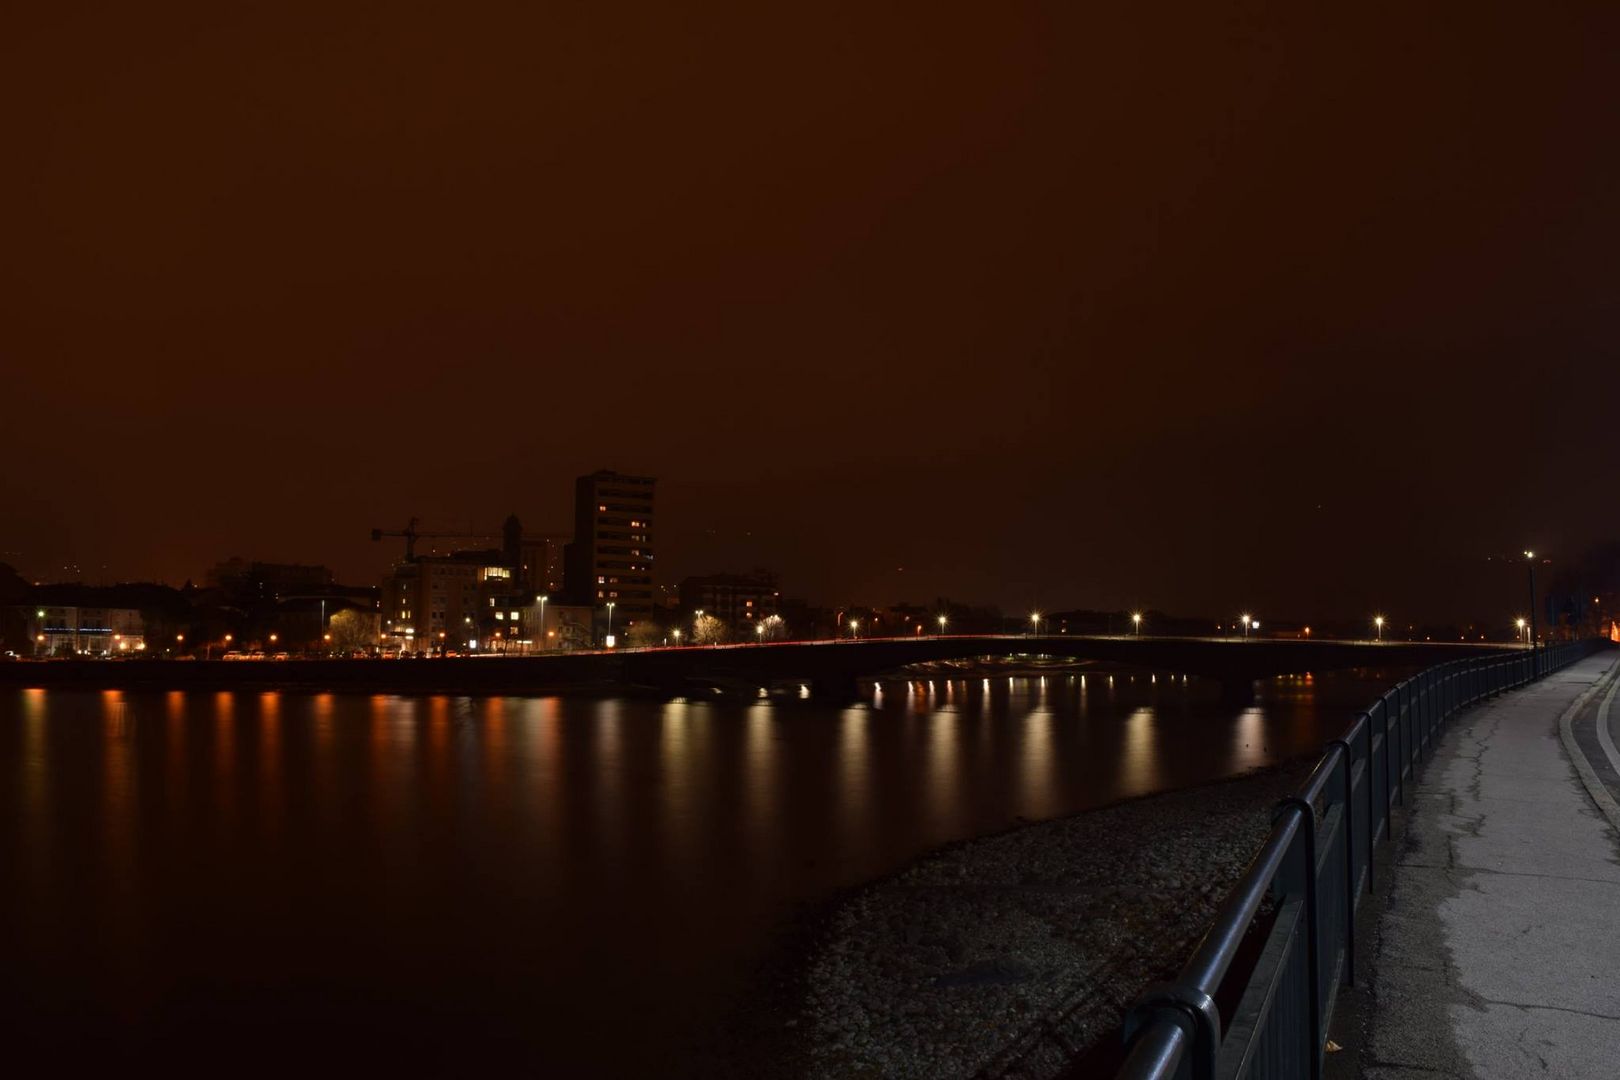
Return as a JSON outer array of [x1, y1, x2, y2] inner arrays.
[[756, 622, 765, 642], [1029, 612, 1041, 636], [537, 594, 549, 651], [848, 618, 859, 640], [1132, 613, 1143, 636], [605, 601, 616, 647], [937, 614, 948, 636], [1516, 617, 1528, 644], [1240, 614, 1251, 638], [1374, 616, 1385, 641], [671, 629, 682, 645], [1523, 550, 1539, 671]]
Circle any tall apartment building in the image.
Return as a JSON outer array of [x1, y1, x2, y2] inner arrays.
[[563, 471, 656, 625]]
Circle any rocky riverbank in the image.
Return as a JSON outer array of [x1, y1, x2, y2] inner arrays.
[[704, 761, 1310, 1079]]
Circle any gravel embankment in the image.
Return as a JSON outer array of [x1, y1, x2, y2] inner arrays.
[[799, 763, 1310, 1080]]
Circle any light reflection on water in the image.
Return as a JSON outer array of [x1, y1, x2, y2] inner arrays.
[[0, 670, 1398, 1076]]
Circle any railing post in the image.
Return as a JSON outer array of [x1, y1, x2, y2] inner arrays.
[[1387, 696, 1402, 807], [1356, 711, 1377, 890], [1275, 797, 1324, 1080], [1327, 737, 1358, 985]]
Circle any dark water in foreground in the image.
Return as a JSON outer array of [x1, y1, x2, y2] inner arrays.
[[0, 669, 1401, 1075]]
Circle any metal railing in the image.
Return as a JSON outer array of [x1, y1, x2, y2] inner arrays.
[[1116, 639, 1606, 1080]]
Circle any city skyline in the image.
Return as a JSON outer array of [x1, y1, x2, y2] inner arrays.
[[3, 467, 1614, 628], [5, 4, 1619, 625]]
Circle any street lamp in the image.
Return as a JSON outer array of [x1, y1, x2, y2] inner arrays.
[[605, 601, 616, 647], [937, 614, 948, 636], [1524, 551, 1539, 671], [756, 622, 765, 642], [1132, 613, 1143, 636], [848, 618, 859, 640], [537, 594, 549, 651], [1029, 612, 1041, 636], [672, 628, 682, 646], [1240, 614, 1251, 638], [1516, 617, 1528, 644], [1374, 616, 1384, 641]]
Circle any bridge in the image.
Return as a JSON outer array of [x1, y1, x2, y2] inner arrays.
[[0, 634, 1506, 700], [620, 634, 1500, 700]]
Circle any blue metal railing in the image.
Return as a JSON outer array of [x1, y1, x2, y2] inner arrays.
[[1116, 639, 1607, 1080]]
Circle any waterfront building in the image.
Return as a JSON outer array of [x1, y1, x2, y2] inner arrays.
[[24, 604, 145, 656], [382, 551, 510, 650], [678, 571, 781, 629], [563, 471, 656, 629]]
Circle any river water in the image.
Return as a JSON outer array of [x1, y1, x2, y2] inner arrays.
[[0, 668, 1400, 1075]]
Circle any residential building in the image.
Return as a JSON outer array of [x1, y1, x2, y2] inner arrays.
[[382, 550, 511, 650], [563, 471, 656, 627], [679, 571, 781, 630]]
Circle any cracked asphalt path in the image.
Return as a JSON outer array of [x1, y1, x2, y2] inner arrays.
[[1363, 652, 1620, 1079]]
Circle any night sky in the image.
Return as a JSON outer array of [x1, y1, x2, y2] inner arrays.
[[5, 2, 1618, 622]]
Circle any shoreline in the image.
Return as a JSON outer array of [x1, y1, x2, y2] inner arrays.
[[700, 761, 1312, 1079]]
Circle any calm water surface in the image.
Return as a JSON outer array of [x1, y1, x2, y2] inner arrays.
[[0, 670, 1400, 1075]]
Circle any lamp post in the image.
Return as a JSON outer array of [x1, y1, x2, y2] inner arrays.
[[1374, 616, 1384, 641], [1029, 612, 1041, 637], [1516, 617, 1527, 644], [848, 618, 859, 640], [756, 622, 765, 643], [1240, 614, 1251, 638], [671, 628, 682, 646], [937, 614, 948, 636], [1524, 551, 1539, 673], [537, 594, 549, 651], [1132, 613, 1142, 636], [605, 601, 616, 647]]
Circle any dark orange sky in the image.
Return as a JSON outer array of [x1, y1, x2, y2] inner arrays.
[[4, 1, 1618, 621]]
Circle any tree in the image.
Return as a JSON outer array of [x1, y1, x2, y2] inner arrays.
[[693, 613, 727, 644], [758, 614, 787, 641], [626, 621, 663, 648], [328, 608, 376, 654]]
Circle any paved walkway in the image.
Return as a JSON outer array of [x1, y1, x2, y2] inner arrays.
[[1365, 651, 1620, 1079]]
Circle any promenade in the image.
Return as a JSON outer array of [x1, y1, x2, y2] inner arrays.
[[1359, 651, 1620, 1078]]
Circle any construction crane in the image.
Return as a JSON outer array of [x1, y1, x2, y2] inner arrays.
[[370, 518, 498, 562]]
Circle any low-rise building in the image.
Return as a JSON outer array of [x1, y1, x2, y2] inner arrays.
[[679, 571, 781, 629], [24, 604, 146, 656]]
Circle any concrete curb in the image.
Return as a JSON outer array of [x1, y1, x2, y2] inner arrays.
[[1556, 655, 1620, 835]]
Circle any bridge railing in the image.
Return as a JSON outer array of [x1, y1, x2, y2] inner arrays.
[[1115, 639, 1606, 1080]]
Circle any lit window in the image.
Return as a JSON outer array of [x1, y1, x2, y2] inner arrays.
[[496, 612, 505, 620]]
